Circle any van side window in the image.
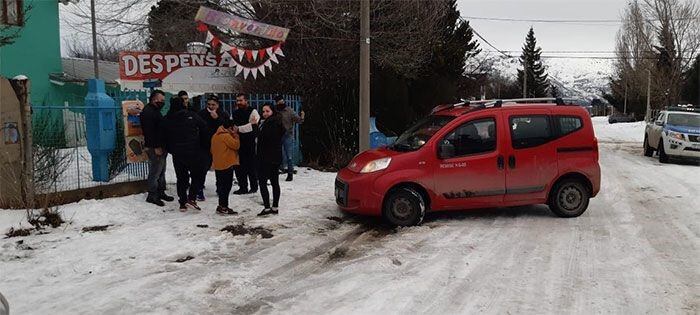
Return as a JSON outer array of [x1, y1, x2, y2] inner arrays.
[[440, 118, 496, 158], [510, 116, 552, 149], [555, 116, 583, 137]]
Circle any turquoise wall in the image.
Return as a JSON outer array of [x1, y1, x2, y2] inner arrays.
[[0, 0, 62, 105]]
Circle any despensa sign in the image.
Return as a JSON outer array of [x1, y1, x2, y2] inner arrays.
[[119, 51, 237, 81]]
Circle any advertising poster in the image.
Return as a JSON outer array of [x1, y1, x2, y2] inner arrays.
[[122, 100, 147, 163]]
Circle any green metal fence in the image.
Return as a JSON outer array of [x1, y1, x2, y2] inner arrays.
[[31, 101, 149, 193]]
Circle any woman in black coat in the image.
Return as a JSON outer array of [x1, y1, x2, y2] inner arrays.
[[256, 104, 287, 216]]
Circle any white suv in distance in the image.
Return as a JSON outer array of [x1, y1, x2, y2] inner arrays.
[[644, 105, 700, 163]]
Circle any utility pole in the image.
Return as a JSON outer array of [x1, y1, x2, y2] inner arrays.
[[645, 69, 651, 121], [359, 0, 370, 152], [90, 0, 99, 79], [623, 83, 628, 114], [697, 55, 699, 106]]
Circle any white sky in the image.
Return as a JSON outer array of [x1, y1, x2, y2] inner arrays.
[[59, 0, 631, 77], [457, 0, 630, 55]]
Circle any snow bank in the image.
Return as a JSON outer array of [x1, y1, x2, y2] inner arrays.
[[592, 116, 646, 143]]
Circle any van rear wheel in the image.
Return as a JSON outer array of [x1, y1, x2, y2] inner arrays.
[[549, 179, 590, 218], [383, 187, 426, 226]]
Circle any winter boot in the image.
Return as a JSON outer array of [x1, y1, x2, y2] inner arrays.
[[179, 203, 188, 212], [233, 189, 248, 195], [270, 207, 279, 215], [159, 192, 175, 202], [196, 189, 205, 202], [146, 195, 165, 207], [285, 173, 293, 182]]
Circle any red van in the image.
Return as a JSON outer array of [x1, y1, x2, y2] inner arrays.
[[335, 98, 601, 226]]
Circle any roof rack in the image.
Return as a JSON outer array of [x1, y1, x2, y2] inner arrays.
[[430, 97, 579, 114]]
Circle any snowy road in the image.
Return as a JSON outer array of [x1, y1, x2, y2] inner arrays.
[[1, 119, 698, 314]]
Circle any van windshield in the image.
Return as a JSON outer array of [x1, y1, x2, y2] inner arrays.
[[391, 115, 455, 152], [667, 113, 700, 128]]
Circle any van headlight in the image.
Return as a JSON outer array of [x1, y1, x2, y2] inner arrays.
[[666, 131, 684, 141], [360, 157, 392, 173]]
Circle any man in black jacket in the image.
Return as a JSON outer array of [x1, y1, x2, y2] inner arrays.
[[161, 97, 210, 211], [141, 90, 174, 206], [196, 94, 230, 201], [231, 93, 260, 194]]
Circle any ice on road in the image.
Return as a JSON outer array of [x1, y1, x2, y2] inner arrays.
[[1, 117, 698, 314]]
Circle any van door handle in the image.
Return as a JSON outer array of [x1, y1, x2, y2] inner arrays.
[[508, 156, 516, 169], [497, 156, 504, 170]]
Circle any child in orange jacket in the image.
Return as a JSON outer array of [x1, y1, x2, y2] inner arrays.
[[211, 119, 240, 214]]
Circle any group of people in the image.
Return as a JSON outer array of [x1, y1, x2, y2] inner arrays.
[[140, 90, 304, 216]]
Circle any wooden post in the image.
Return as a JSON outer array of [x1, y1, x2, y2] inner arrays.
[[11, 77, 35, 209], [359, 0, 370, 152]]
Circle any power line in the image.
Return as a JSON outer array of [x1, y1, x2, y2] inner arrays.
[[459, 16, 513, 58], [485, 50, 699, 54], [462, 16, 696, 24]]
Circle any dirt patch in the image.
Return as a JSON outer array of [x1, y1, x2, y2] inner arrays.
[[196, 224, 209, 228], [175, 255, 195, 263], [392, 258, 402, 266], [5, 227, 32, 238], [328, 246, 349, 260], [81, 225, 113, 232], [221, 224, 274, 239], [29, 210, 64, 229], [327, 216, 345, 223]]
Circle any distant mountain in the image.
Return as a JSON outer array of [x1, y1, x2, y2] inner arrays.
[[488, 56, 613, 101]]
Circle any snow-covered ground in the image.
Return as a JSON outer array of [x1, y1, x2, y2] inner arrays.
[[592, 116, 646, 143], [1, 118, 698, 314]]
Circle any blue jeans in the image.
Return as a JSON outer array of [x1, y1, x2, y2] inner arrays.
[[281, 134, 294, 174], [146, 148, 167, 198]]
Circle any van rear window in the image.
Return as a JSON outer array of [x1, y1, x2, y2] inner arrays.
[[555, 116, 583, 137]]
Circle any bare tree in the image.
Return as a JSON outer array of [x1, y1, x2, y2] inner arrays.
[[611, 0, 700, 114], [65, 35, 141, 61]]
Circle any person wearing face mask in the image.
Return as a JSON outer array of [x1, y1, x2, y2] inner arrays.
[[256, 104, 287, 216], [274, 95, 305, 182], [161, 97, 209, 211], [231, 93, 260, 195], [196, 94, 230, 201], [141, 90, 174, 206]]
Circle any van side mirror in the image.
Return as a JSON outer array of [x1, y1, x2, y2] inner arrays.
[[438, 141, 455, 159], [655, 121, 664, 126]]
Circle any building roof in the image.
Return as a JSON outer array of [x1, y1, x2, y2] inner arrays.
[[54, 57, 120, 86]]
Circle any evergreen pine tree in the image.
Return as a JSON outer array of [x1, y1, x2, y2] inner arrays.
[[550, 84, 560, 98], [517, 27, 549, 97]]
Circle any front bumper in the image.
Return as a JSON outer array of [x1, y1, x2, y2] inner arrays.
[[664, 136, 700, 159], [335, 168, 383, 216]]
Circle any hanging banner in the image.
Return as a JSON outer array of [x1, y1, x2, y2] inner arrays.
[[122, 100, 147, 163], [195, 6, 290, 42]]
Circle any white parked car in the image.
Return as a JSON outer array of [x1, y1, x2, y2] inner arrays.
[[644, 105, 700, 163]]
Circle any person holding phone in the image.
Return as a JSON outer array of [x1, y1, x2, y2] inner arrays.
[[197, 95, 230, 201]]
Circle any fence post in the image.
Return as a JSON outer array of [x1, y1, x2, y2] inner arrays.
[[11, 77, 35, 209]]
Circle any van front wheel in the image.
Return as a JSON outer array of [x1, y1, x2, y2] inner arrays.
[[549, 179, 590, 218], [383, 187, 426, 226]]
